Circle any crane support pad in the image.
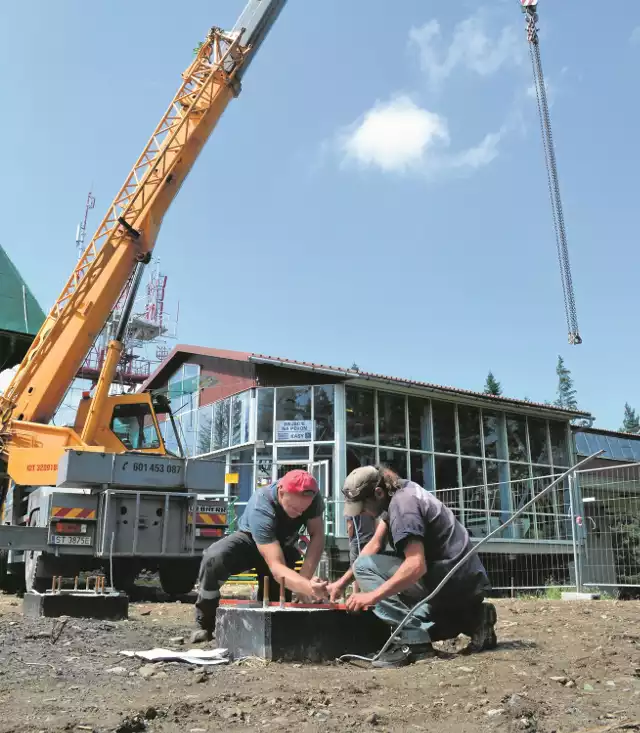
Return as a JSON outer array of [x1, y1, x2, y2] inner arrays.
[[23, 591, 129, 620], [0, 525, 49, 551], [216, 605, 389, 662]]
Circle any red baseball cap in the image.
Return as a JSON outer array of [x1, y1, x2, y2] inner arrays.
[[278, 470, 319, 494]]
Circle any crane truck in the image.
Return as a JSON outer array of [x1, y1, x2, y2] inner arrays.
[[0, 0, 286, 594]]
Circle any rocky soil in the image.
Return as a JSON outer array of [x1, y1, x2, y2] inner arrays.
[[0, 590, 639, 733]]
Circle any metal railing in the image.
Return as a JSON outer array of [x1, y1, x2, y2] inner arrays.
[[575, 462, 640, 597]]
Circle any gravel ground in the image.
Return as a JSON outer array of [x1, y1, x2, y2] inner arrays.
[[0, 589, 639, 733]]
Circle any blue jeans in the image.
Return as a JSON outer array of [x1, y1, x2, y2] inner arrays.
[[353, 553, 434, 644]]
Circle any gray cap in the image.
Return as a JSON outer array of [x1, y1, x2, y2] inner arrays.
[[342, 466, 380, 516]]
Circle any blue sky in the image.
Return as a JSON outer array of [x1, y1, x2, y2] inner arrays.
[[0, 1, 638, 429]]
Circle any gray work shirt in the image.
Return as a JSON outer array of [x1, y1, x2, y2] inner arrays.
[[349, 514, 377, 551], [238, 484, 324, 547], [380, 480, 491, 607]]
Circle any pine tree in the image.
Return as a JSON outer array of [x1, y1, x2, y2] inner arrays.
[[484, 371, 502, 396], [351, 362, 360, 372], [554, 356, 578, 410], [621, 403, 640, 434]]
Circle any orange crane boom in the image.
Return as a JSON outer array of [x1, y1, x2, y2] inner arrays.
[[0, 0, 286, 440]]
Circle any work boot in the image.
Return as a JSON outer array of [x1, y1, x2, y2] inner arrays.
[[189, 628, 213, 644], [466, 602, 497, 652], [372, 642, 434, 669]]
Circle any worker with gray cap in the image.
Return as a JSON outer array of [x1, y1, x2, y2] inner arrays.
[[327, 465, 497, 668]]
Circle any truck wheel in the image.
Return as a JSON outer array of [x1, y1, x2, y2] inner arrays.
[[0, 549, 20, 593], [105, 561, 138, 593], [159, 561, 198, 597], [25, 551, 51, 593]]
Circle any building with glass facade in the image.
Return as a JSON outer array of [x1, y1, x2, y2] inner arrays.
[[142, 345, 591, 572]]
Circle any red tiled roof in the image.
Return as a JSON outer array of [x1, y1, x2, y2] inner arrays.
[[141, 344, 592, 418]]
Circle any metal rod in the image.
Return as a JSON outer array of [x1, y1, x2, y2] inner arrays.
[[109, 531, 115, 592], [263, 576, 269, 608], [279, 578, 285, 608]]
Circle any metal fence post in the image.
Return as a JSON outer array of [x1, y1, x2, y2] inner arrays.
[[568, 473, 582, 593]]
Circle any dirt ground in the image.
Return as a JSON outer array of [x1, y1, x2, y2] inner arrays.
[[0, 587, 639, 733]]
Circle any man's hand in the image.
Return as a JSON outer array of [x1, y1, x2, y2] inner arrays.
[[326, 579, 346, 603], [345, 591, 377, 613], [309, 577, 329, 601]]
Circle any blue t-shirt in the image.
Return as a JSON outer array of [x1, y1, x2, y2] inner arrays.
[[238, 484, 325, 546]]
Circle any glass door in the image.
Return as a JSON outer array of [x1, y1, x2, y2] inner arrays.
[[311, 460, 332, 535]]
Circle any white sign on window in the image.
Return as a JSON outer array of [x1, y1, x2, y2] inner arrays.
[[276, 420, 313, 442]]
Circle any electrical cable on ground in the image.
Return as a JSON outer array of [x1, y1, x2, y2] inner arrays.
[[338, 451, 602, 665]]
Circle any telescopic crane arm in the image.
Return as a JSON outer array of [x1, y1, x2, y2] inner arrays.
[[0, 0, 287, 444], [521, 0, 582, 345]]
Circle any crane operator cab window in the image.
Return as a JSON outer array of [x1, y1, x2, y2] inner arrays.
[[110, 403, 161, 450]]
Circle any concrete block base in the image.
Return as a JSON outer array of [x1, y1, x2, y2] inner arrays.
[[561, 591, 600, 601], [23, 591, 129, 620], [216, 604, 390, 662]]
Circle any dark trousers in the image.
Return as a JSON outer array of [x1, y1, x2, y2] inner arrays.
[[195, 531, 301, 632]]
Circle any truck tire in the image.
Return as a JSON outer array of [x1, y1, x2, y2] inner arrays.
[[0, 549, 20, 593], [159, 560, 199, 597], [105, 561, 138, 593], [25, 550, 51, 593]]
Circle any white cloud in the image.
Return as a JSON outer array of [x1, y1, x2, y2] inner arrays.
[[631, 26, 640, 45], [409, 13, 523, 87], [340, 97, 449, 173], [338, 96, 503, 177]]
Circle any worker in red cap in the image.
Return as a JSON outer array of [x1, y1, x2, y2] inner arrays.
[[192, 469, 328, 642]]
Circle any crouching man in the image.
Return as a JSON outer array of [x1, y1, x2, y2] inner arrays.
[[192, 469, 328, 642], [327, 466, 497, 668]]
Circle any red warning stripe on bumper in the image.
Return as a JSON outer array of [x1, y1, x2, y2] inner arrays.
[[51, 507, 96, 520]]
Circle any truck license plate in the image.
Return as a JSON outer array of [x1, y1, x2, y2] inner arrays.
[[51, 535, 92, 546]]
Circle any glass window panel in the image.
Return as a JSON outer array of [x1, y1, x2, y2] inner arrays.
[[583, 432, 600, 455], [276, 445, 310, 462], [255, 447, 274, 490], [595, 434, 613, 459], [183, 363, 199, 379], [410, 452, 432, 490], [485, 461, 510, 536], [346, 387, 375, 444], [378, 392, 407, 448], [434, 455, 461, 522], [180, 408, 197, 457], [257, 388, 274, 443], [549, 421, 569, 466], [314, 385, 335, 442], [196, 405, 213, 455], [630, 439, 640, 462], [533, 466, 558, 539], [229, 448, 254, 502], [617, 437, 634, 461], [408, 397, 431, 452], [509, 463, 535, 539], [231, 392, 251, 446], [379, 447, 408, 477], [460, 458, 486, 533], [458, 406, 481, 457], [574, 431, 589, 457], [506, 414, 529, 463], [212, 399, 230, 451], [346, 443, 376, 474], [528, 417, 550, 464], [275, 386, 311, 423], [483, 411, 505, 460], [432, 401, 456, 455]]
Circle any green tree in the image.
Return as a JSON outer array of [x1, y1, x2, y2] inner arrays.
[[351, 362, 360, 371], [621, 403, 640, 434], [554, 356, 578, 410], [484, 371, 502, 396]]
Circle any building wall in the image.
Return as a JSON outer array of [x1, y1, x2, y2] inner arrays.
[[255, 363, 343, 388], [185, 355, 256, 406]]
